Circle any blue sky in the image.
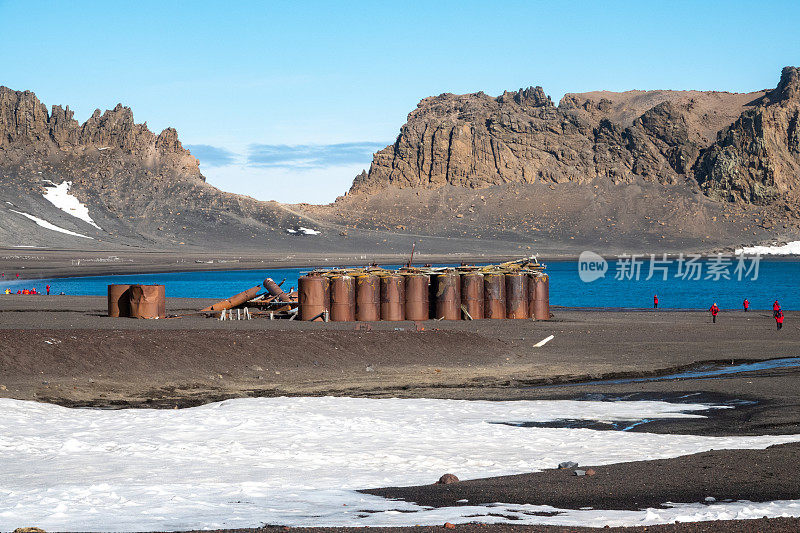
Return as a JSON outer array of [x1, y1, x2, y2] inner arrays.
[[1, 1, 798, 203]]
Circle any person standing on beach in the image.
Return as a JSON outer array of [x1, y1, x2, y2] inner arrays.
[[743, 299, 749, 312], [775, 309, 784, 330], [709, 302, 719, 323], [773, 300, 781, 317], [653, 295, 658, 309], [46, 284, 50, 295]]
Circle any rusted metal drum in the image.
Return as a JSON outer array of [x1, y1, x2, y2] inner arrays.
[[128, 284, 165, 319], [404, 274, 430, 321], [532, 275, 550, 320], [527, 273, 538, 319], [460, 272, 484, 320], [107, 284, 132, 317], [355, 273, 380, 321], [263, 277, 292, 302], [484, 273, 506, 319], [299, 275, 329, 321], [505, 272, 529, 319], [329, 275, 355, 321], [380, 275, 405, 321], [433, 272, 461, 320]]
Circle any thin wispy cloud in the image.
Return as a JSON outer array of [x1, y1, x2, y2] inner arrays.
[[186, 144, 237, 167], [247, 142, 388, 169]]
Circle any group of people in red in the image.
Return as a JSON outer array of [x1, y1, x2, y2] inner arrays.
[[4, 284, 50, 295], [653, 295, 785, 330]]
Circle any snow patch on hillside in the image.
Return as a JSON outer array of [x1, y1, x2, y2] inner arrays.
[[735, 241, 800, 255], [42, 181, 102, 230], [8, 209, 93, 239]]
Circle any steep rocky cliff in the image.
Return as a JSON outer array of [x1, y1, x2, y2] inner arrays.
[[348, 80, 768, 196], [694, 67, 800, 206]]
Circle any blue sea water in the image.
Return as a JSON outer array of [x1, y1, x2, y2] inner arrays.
[[2, 258, 799, 310]]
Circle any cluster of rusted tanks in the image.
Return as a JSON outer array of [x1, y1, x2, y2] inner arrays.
[[297, 260, 549, 322], [108, 284, 166, 318]]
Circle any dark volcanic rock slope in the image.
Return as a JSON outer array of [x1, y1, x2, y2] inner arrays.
[[0, 88, 325, 250]]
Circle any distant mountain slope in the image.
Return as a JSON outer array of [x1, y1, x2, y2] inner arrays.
[[0, 88, 332, 251]]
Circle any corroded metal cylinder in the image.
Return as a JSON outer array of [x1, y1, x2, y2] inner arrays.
[[263, 278, 292, 302], [199, 285, 261, 312], [128, 284, 165, 319], [527, 273, 538, 319], [533, 275, 550, 320], [505, 272, 529, 319], [484, 273, 506, 319], [460, 272, 484, 320], [329, 275, 355, 321], [299, 275, 329, 321], [380, 275, 405, 321], [108, 284, 132, 317], [404, 274, 430, 321], [355, 273, 380, 321], [433, 272, 461, 320]]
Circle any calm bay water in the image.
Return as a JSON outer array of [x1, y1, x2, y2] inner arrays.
[[3, 259, 799, 310]]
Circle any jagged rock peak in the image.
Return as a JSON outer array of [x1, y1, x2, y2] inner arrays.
[[0, 85, 189, 157], [498, 86, 553, 107], [771, 66, 800, 102]]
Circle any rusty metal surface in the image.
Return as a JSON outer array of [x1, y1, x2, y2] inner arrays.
[[505, 272, 529, 319], [263, 278, 292, 302], [107, 284, 132, 317], [380, 275, 405, 321], [355, 274, 380, 321], [460, 272, 484, 320], [484, 273, 506, 319], [404, 274, 430, 321], [533, 275, 550, 320], [329, 275, 355, 321], [128, 284, 166, 319], [299, 275, 329, 321], [199, 285, 261, 313], [433, 272, 461, 320]]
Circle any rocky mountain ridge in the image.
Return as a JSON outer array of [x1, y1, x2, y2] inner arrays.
[[348, 67, 800, 217], [1, 70, 798, 255]]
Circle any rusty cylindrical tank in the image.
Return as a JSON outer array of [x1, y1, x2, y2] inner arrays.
[[460, 272, 484, 320], [380, 274, 405, 321], [484, 273, 506, 319], [532, 275, 551, 320], [199, 285, 261, 312], [355, 273, 380, 321], [434, 272, 461, 320], [107, 284, 132, 317], [329, 275, 355, 321], [298, 275, 329, 321], [527, 273, 538, 319], [263, 278, 292, 302], [128, 284, 166, 319], [404, 274, 430, 321], [505, 272, 529, 319]]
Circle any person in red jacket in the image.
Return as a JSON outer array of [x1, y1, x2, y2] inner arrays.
[[653, 295, 658, 309], [709, 302, 719, 323], [774, 300, 781, 317], [775, 309, 784, 330], [46, 284, 51, 295], [743, 299, 749, 312]]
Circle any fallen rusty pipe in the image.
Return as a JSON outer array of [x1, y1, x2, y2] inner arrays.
[[199, 285, 261, 312], [264, 278, 292, 302]]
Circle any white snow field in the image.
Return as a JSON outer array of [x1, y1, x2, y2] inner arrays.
[[42, 181, 102, 230], [1, 396, 799, 531], [8, 209, 93, 239], [736, 241, 800, 255]]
